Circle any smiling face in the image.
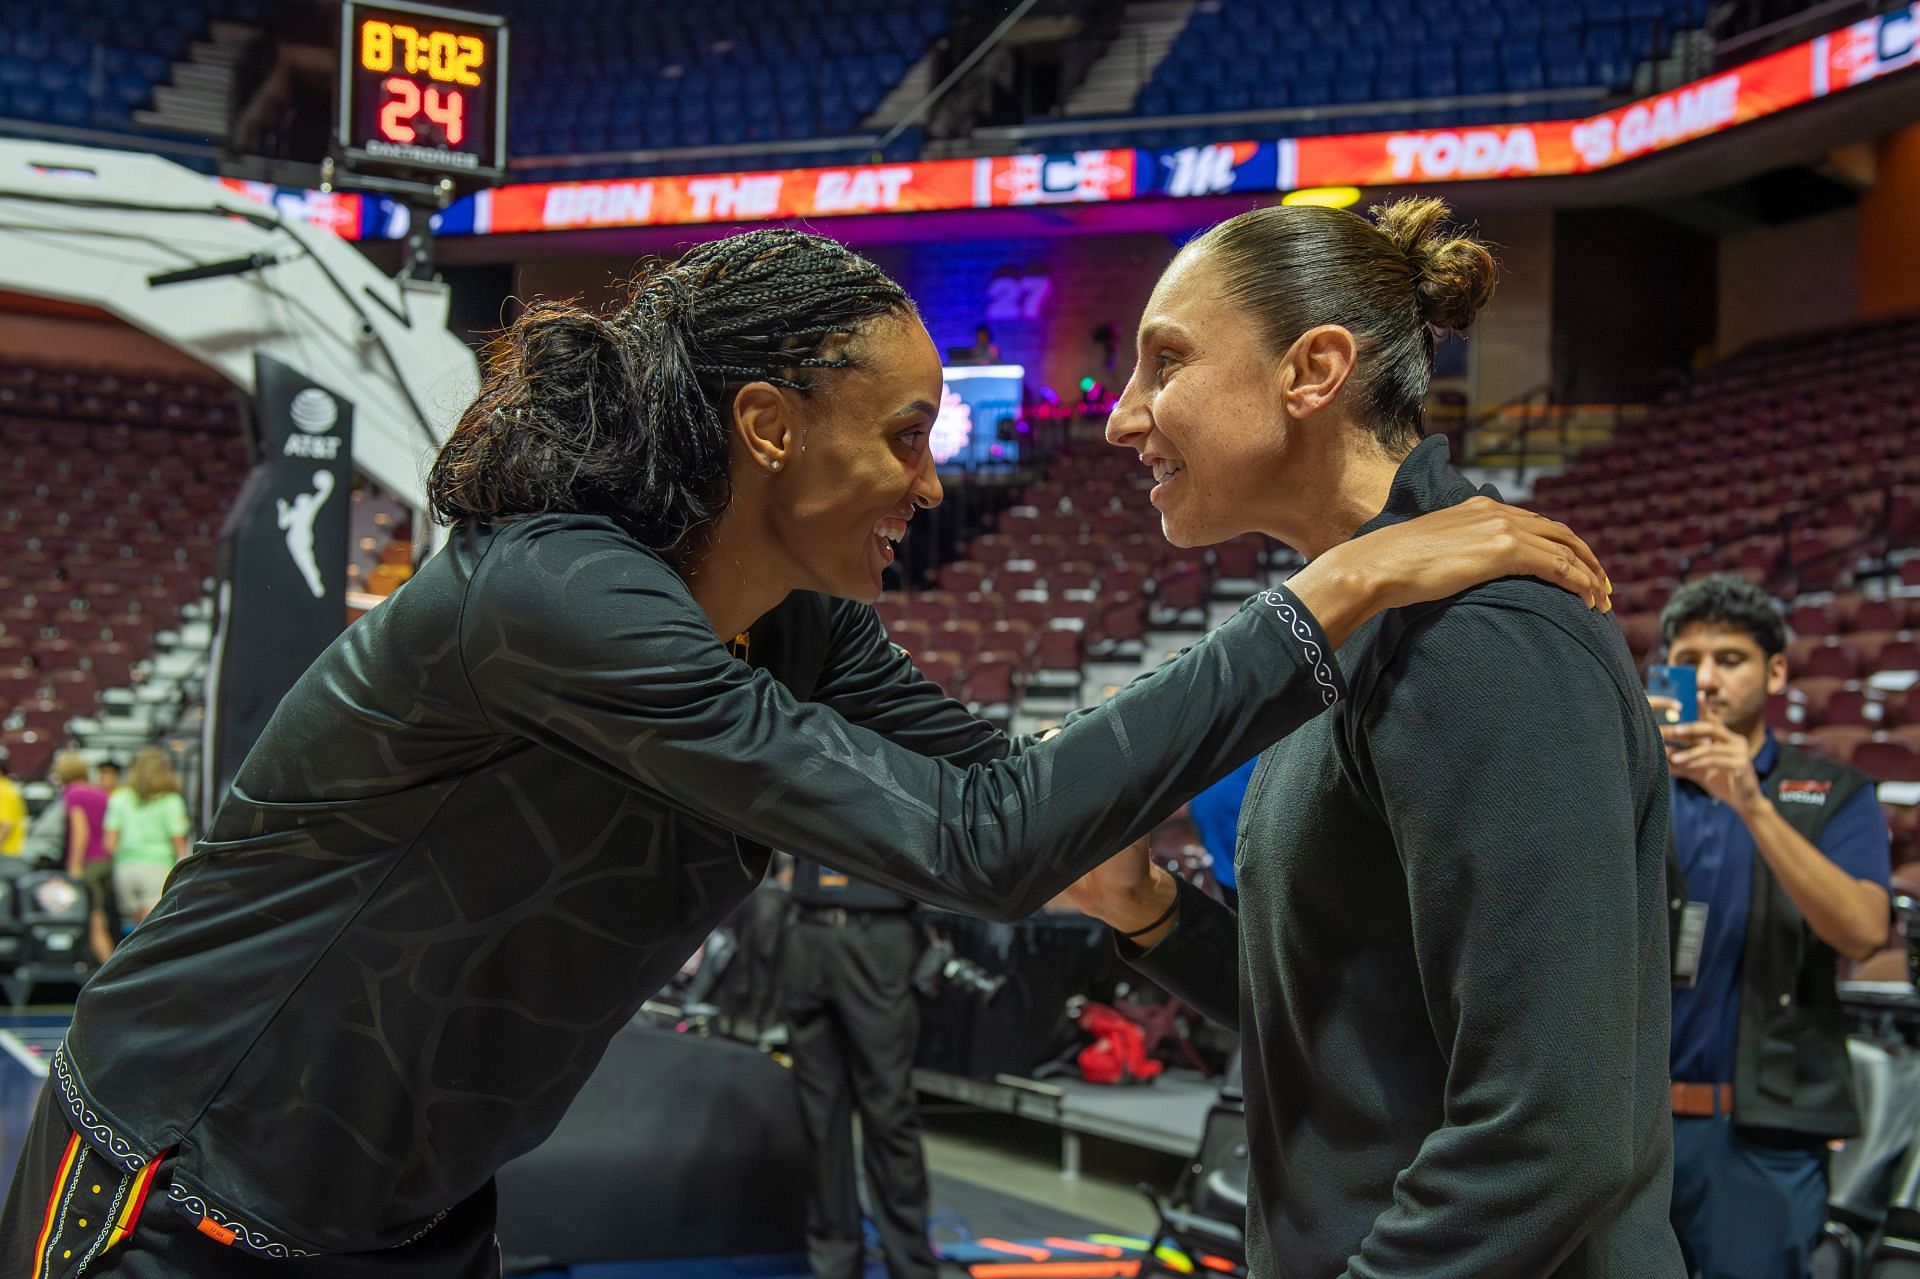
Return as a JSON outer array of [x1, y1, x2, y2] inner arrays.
[[743, 309, 946, 603], [1104, 250, 1301, 548]]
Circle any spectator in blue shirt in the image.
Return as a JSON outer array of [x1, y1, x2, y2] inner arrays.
[[1185, 756, 1256, 903], [1654, 575, 1892, 1279]]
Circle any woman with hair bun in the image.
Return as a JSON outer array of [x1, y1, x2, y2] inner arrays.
[[1, 227, 1609, 1277], [1072, 198, 1684, 1277]]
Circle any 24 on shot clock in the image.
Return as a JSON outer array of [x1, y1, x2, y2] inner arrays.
[[337, 0, 507, 186]]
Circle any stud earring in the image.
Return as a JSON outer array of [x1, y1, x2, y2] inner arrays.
[[770, 459, 782, 471]]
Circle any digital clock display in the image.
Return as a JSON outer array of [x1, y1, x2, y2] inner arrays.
[[338, 0, 507, 181]]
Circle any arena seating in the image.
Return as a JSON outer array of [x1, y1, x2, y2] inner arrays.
[[0, 360, 243, 781], [2, 0, 1728, 179], [0, 0, 213, 132], [1523, 313, 1920, 867], [512, 0, 1708, 176], [0, 0, 1729, 183], [1141, 0, 1700, 124], [877, 436, 1279, 723], [504, 0, 950, 178], [0, 0, 943, 178]]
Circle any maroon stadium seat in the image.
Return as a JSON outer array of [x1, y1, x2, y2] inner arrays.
[[1814, 725, 1877, 761], [937, 562, 987, 594], [1211, 539, 1263, 582], [1854, 736, 1920, 782], [1797, 639, 1864, 680], [1878, 639, 1920, 672], [1788, 603, 1839, 637], [1097, 596, 1146, 645], [984, 619, 1038, 657], [1034, 627, 1082, 673], [1, 732, 54, 781], [961, 656, 1020, 709], [1820, 685, 1888, 729], [913, 652, 962, 694]]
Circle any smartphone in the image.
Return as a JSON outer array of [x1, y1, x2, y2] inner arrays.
[[1646, 664, 1699, 724]]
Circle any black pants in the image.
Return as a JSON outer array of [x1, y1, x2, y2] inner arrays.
[[0, 1080, 501, 1278], [783, 910, 935, 1279]]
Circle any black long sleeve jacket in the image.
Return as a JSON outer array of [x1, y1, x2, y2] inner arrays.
[[60, 512, 1343, 1257], [1126, 439, 1684, 1279]]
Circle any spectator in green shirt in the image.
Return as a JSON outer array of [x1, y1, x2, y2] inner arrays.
[[103, 746, 190, 926]]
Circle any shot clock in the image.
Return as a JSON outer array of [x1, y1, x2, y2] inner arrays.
[[337, 0, 507, 185]]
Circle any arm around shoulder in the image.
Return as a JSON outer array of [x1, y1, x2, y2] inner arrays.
[[461, 537, 1352, 921]]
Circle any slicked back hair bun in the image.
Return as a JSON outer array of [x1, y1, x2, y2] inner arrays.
[[1187, 196, 1498, 453]]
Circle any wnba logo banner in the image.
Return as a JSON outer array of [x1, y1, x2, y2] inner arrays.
[[1140, 142, 1279, 197], [203, 356, 355, 812]]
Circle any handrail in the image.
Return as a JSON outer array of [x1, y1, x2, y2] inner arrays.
[[1673, 471, 1910, 598], [509, 84, 1612, 171], [874, 0, 1045, 156], [510, 132, 884, 171], [1467, 380, 1556, 435], [967, 86, 1607, 144], [1463, 381, 1555, 478], [1465, 388, 1652, 485], [1713, 0, 1881, 64]]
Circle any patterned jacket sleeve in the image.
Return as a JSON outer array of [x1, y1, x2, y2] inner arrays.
[[460, 524, 1347, 921]]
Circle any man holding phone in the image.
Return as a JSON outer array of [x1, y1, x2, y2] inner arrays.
[[1652, 574, 1892, 1278]]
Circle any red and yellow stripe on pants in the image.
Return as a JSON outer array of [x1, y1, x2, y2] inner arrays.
[[28, 1131, 162, 1279]]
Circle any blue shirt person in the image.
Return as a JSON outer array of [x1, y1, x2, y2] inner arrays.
[[1186, 756, 1259, 893], [1656, 575, 1892, 1279], [1669, 732, 1891, 1087]]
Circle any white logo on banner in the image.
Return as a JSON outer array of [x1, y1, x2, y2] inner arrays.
[[289, 388, 339, 434], [1164, 145, 1240, 197], [285, 389, 344, 459], [277, 470, 336, 599]]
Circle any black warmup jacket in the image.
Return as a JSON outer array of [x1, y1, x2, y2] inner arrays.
[[57, 512, 1344, 1258], [1128, 439, 1685, 1279]]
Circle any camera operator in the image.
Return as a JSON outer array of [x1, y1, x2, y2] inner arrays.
[[782, 857, 936, 1279], [1654, 575, 1892, 1278]]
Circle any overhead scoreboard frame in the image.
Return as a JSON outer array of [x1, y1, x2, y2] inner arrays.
[[337, 0, 508, 189]]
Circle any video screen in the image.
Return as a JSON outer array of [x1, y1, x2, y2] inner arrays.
[[934, 365, 1023, 469]]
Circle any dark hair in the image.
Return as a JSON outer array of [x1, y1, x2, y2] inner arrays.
[[1659, 573, 1787, 657], [1186, 196, 1496, 454], [428, 228, 911, 553]]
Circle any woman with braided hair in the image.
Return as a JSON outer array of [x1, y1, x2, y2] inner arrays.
[[1, 227, 1608, 1278]]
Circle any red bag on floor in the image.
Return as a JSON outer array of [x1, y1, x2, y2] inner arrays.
[[1074, 1000, 1164, 1085]]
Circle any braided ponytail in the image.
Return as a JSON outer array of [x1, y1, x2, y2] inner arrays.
[[428, 228, 911, 552]]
